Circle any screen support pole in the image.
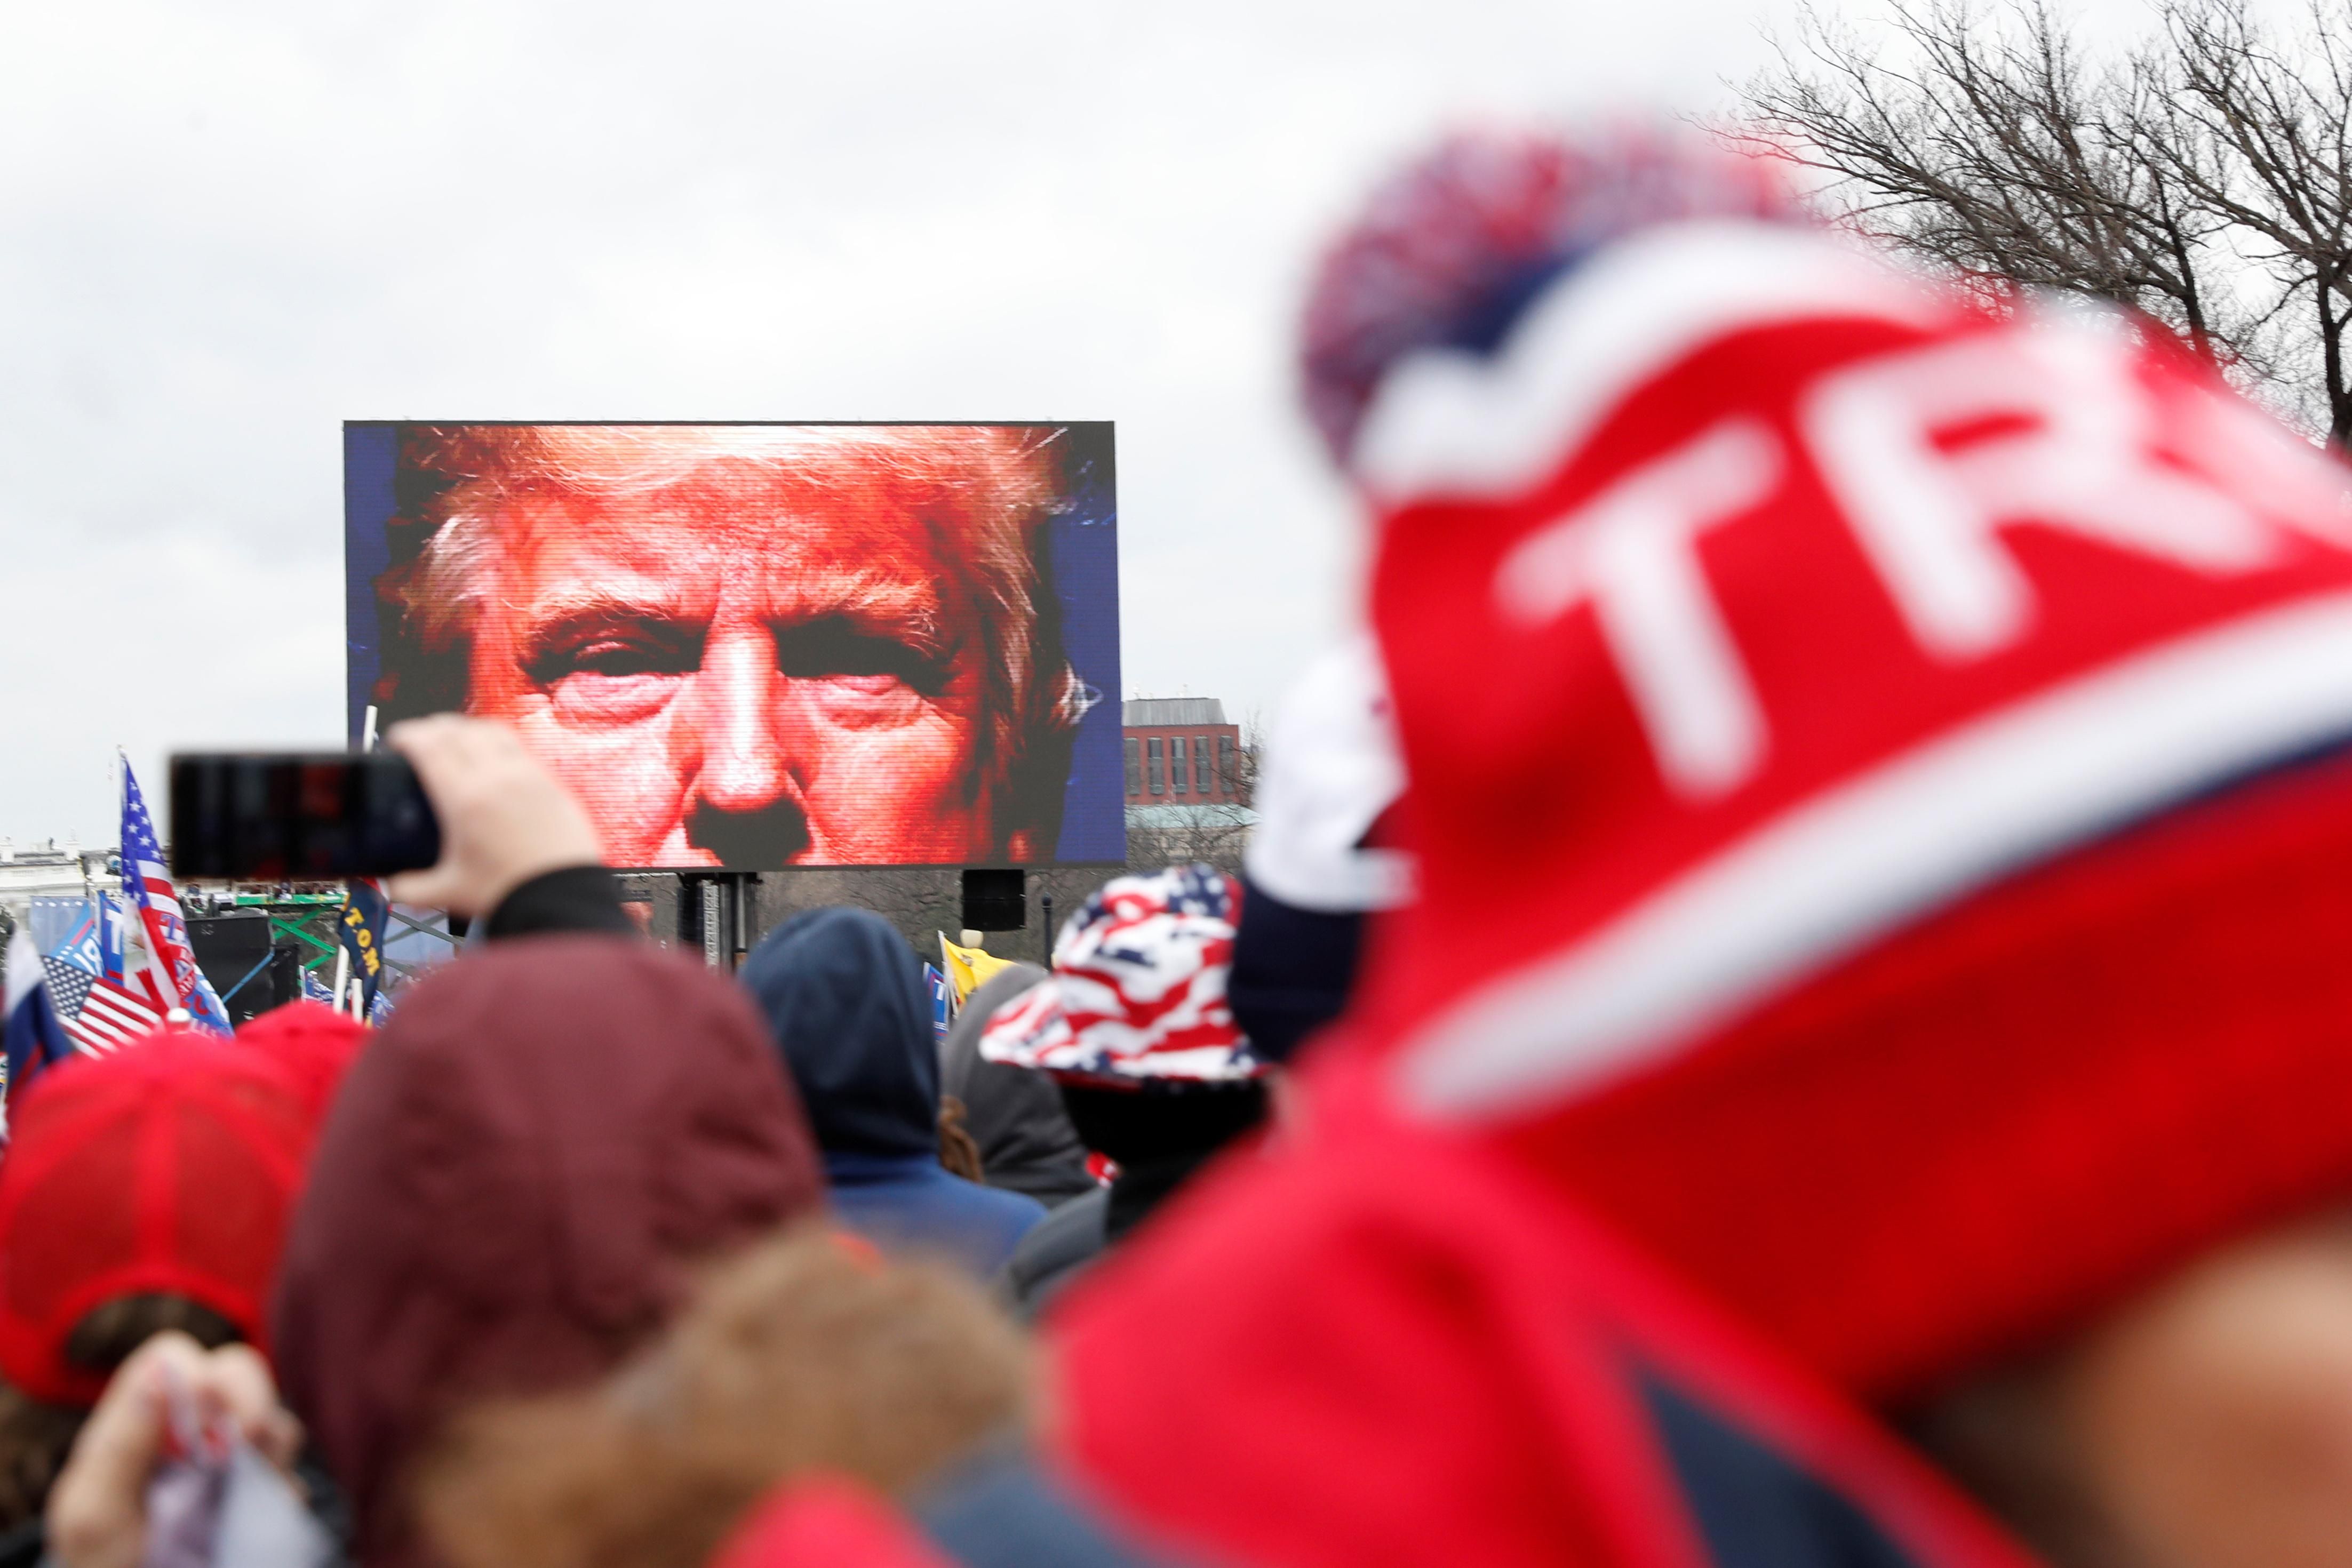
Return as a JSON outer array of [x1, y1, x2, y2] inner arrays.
[[700, 880, 723, 969], [678, 871, 759, 972], [732, 871, 756, 965]]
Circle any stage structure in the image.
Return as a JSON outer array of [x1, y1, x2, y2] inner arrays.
[[186, 885, 462, 993]]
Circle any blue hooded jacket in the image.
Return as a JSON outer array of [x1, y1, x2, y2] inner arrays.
[[741, 908, 1044, 1275]]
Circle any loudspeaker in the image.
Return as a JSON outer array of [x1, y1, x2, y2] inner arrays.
[[268, 943, 306, 1011], [187, 910, 275, 1025], [961, 868, 1026, 932]]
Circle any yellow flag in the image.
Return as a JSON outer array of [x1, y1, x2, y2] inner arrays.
[[938, 933, 1014, 1006]]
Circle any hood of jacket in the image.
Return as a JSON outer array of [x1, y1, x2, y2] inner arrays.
[[939, 964, 1094, 1204], [270, 938, 825, 1567], [742, 908, 940, 1160]]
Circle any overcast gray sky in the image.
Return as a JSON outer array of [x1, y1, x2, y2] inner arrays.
[[0, 0, 2164, 843]]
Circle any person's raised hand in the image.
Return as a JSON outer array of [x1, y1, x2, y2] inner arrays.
[[46, 1332, 302, 1568], [385, 715, 605, 917]]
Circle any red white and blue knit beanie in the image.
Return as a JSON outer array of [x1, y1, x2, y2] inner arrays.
[[1309, 122, 2352, 1399]]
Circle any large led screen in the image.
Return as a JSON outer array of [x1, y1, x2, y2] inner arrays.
[[345, 422, 1123, 869]]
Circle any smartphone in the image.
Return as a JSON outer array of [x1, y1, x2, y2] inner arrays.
[[169, 752, 442, 881]]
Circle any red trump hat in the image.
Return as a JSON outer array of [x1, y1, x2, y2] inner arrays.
[[1313, 125, 2352, 1399], [0, 1035, 317, 1405]]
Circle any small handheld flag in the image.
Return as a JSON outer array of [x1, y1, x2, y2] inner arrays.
[[118, 757, 230, 1035], [39, 952, 168, 1054], [3, 931, 78, 1114], [937, 934, 1012, 1007], [925, 963, 952, 1041]]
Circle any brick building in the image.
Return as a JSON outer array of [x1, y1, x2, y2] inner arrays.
[[1123, 698, 1246, 804]]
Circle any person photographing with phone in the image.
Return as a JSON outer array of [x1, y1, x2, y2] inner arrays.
[[49, 718, 747, 1568], [169, 716, 632, 940]]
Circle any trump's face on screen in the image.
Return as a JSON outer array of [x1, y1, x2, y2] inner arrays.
[[374, 426, 1084, 868]]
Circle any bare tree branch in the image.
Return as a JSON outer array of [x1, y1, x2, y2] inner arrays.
[[1735, 0, 2352, 439]]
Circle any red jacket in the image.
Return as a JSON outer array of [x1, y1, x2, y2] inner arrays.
[[711, 1100, 2044, 1568], [1046, 1097, 2041, 1568]]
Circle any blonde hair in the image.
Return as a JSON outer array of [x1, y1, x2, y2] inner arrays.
[[375, 424, 1090, 853], [414, 1225, 1033, 1568]]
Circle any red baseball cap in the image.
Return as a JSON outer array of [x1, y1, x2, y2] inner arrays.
[[0, 1034, 317, 1405], [234, 1001, 370, 1125]]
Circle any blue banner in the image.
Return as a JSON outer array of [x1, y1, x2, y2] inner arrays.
[[926, 962, 952, 1043]]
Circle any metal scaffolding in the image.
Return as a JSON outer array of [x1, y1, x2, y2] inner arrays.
[[203, 885, 462, 988]]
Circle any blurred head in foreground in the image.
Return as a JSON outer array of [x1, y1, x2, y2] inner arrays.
[[271, 939, 825, 1567], [0, 1030, 326, 1532], [373, 423, 1089, 867], [1314, 118, 2352, 1568], [1039, 122, 2352, 1568]]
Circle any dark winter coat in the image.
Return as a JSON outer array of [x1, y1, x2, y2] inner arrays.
[[937, 963, 1097, 1206], [743, 910, 1044, 1276]]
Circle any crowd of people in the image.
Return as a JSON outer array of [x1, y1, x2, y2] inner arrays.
[[9, 118, 2352, 1568]]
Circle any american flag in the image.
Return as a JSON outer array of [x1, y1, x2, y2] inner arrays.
[[118, 758, 230, 1034], [40, 954, 168, 1053]]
